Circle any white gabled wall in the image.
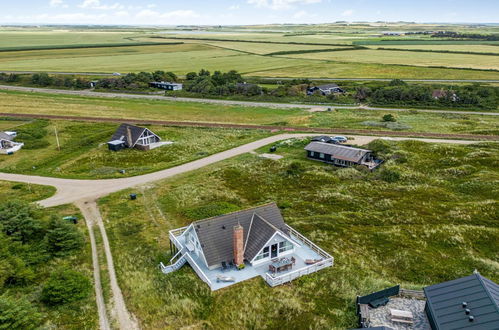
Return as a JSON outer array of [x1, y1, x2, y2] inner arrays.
[[182, 225, 210, 268], [250, 232, 298, 266]]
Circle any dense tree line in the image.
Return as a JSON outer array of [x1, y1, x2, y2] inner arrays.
[[183, 69, 263, 96], [432, 31, 499, 41], [0, 200, 90, 329], [96, 70, 177, 90]]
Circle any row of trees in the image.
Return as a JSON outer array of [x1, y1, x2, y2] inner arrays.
[[183, 69, 265, 96], [354, 80, 498, 109], [96, 70, 177, 90], [432, 31, 499, 41], [0, 200, 91, 328]]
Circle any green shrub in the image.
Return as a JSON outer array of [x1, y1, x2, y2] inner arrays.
[[378, 168, 401, 183], [0, 200, 41, 243], [41, 269, 91, 306], [45, 216, 84, 257], [183, 202, 240, 220], [382, 114, 396, 122], [0, 295, 42, 330]]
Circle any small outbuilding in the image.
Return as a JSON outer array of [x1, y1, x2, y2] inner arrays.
[[424, 272, 499, 330], [149, 81, 183, 91], [108, 123, 162, 151], [307, 83, 345, 96], [304, 141, 381, 170]]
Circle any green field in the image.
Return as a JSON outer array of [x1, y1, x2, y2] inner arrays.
[[98, 137, 499, 329], [1, 91, 498, 137], [0, 119, 271, 179], [0, 180, 55, 201], [281, 49, 499, 70], [0, 26, 498, 79]]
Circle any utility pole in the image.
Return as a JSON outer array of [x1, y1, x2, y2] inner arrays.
[[54, 126, 60, 151]]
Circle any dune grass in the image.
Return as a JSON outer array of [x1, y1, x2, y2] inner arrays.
[[0, 180, 55, 201], [98, 138, 499, 329]]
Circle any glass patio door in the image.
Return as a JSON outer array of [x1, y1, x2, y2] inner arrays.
[[271, 243, 278, 258]]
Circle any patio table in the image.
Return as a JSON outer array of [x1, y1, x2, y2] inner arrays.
[[269, 258, 293, 273]]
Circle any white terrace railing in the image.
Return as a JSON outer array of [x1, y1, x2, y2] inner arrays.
[[169, 226, 188, 251], [264, 224, 334, 287]]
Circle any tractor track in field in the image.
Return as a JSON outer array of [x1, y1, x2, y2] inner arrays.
[[0, 112, 498, 141]]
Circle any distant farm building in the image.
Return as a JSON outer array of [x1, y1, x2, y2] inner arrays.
[[307, 84, 345, 96], [107, 124, 163, 151], [0, 131, 23, 155], [149, 81, 183, 91], [432, 89, 458, 102], [305, 142, 381, 170]]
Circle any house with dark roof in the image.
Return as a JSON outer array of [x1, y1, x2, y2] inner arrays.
[[0, 131, 23, 155], [305, 142, 382, 170], [164, 203, 333, 290], [424, 272, 499, 330], [107, 123, 162, 151], [149, 81, 183, 91], [307, 83, 345, 96]]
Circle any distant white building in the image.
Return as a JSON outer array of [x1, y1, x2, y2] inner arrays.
[[149, 81, 183, 91], [0, 131, 23, 155]]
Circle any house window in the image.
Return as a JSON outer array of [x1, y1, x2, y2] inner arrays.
[[254, 246, 270, 261], [278, 241, 293, 253], [319, 153, 325, 159], [310, 151, 314, 157]]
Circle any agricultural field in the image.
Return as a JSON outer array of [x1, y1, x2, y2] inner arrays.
[[280, 49, 499, 70], [0, 118, 271, 179], [98, 137, 499, 329], [0, 91, 498, 137], [0, 25, 498, 79]]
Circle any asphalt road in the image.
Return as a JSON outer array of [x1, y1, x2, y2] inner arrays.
[[1, 84, 497, 116], [0, 133, 484, 208]]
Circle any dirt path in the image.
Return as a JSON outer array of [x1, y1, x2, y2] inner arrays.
[[78, 200, 139, 330], [1, 84, 498, 116], [76, 201, 111, 330]]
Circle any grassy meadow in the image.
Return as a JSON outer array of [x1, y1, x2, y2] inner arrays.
[[98, 137, 499, 329], [0, 118, 272, 179], [0, 26, 498, 79], [0, 180, 55, 201], [0, 91, 498, 137]]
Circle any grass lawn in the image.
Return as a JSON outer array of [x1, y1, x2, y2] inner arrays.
[[0, 91, 498, 137], [366, 44, 499, 54], [0, 119, 272, 179], [98, 137, 499, 329], [0, 180, 55, 201]]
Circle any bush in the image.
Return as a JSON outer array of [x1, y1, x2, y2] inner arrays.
[[382, 114, 396, 122], [45, 217, 84, 257], [0, 295, 42, 330], [41, 269, 91, 306], [378, 168, 401, 183], [0, 200, 41, 243]]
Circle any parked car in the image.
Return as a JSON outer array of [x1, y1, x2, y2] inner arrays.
[[332, 136, 348, 143], [112, 72, 121, 76]]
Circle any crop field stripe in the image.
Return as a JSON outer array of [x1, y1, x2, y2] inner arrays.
[[375, 47, 499, 56], [265, 47, 362, 56], [1, 112, 497, 141], [151, 35, 351, 47], [0, 41, 184, 52]]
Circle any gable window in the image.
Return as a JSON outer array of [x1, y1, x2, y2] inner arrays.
[[278, 241, 293, 253], [254, 246, 270, 261]]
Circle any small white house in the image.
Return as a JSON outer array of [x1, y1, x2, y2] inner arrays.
[[0, 131, 23, 155]]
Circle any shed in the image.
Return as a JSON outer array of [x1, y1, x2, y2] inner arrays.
[[423, 272, 499, 330]]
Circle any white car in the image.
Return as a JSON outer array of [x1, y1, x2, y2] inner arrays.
[[112, 72, 121, 76], [332, 136, 348, 143]]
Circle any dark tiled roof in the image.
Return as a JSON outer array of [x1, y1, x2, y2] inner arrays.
[[424, 273, 499, 330], [317, 83, 339, 89], [244, 214, 279, 262], [193, 203, 288, 268], [0, 132, 13, 141], [109, 123, 146, 147], [305, 142, 371, 162]]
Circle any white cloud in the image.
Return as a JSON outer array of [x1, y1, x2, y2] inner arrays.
[[49, 0, 68, 8], [341, 9, 354, 17], [229, 5, 240, 10], [248, 0, 321, 10], [147, 4, 157, 8], [293, 10, 316, 19], [78, 0, 124, 10], [136, 9, 199, 19]]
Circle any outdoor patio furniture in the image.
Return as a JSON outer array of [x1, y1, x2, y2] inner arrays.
[[216, 274, 236, 283], [269, 258, 293, 274], [369, 297, 389, 308], [390, 309, 414, 324], [221, 261, 228, 272], [291, 257, 296, 265], [305, 258, 323, 265]]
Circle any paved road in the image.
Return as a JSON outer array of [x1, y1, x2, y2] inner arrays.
[[0, 133, 484, 208], [1, 84, 498, 116]]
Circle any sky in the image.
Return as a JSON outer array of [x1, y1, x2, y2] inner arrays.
[[1, 0, 498, 25]]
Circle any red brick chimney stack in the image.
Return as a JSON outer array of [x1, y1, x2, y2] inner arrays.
[[233, 223, 244, 266]]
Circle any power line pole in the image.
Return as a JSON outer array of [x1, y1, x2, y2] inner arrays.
[[54, 126, 60, 151]]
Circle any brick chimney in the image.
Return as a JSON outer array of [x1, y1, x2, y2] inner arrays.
[[233, 223, 244, 266], [126, 126, 133, 147]]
